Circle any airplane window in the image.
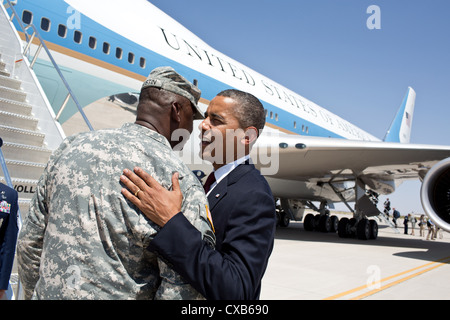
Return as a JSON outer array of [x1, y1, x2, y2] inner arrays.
[[294, 121, 297, 129], [264, 109, 268, 117], [139, 57, 146, 69], [275, 113, 279, 121], [270, 111, 273, 119], [103, 42, 110, 54], [22, 10, 33, 25], [302, 125, 305, 132], [40, 17, 50, 32], [58, 24, 67, 38], [74, 30, 82, 44], [116, 47, 123, 59], [306, 126, 309, 134], [128, 52, 135, 64], [89, 36, 97, 49]]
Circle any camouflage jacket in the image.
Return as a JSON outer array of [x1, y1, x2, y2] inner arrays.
[[17, 123, 214, 300]]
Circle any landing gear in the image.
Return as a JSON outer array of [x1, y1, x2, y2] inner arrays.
[[276, 210, 290, 228], [275, 193, 380, 240], [303, 213, 340, 233], [338, 217, 378, 240]]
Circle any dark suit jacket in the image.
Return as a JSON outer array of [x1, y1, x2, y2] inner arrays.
[[0, 183, 19, 290], [149, 162, 276, 300]]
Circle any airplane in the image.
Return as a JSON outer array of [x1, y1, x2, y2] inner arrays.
[[3, 0, 450, 240]]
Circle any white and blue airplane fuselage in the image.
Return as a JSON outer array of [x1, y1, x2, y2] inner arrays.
[[6, 0, 450, 234]]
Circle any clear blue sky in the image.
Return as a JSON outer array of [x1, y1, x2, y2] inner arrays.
[[149, 0, 450, 215]]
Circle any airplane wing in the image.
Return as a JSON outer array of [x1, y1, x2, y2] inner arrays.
[[252, 133, 450, 197]]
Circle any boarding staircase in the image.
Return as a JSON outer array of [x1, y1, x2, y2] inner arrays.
[[356, 192, 400, 233], [0, 0, 66, 219], [0, 0, 94, 299]]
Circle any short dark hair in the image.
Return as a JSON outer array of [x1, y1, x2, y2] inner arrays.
[[217, 89, 265, 133]]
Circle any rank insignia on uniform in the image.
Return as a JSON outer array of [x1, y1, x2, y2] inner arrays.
[[0, 200, 11, 214]]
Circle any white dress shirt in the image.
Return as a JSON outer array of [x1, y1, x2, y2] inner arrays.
[[206, 155, 250, 197]]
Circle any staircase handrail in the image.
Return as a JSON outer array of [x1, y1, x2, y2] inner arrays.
[[4, 0, 94, 131]]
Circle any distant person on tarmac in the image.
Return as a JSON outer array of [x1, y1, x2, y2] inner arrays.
[[426, 218, 435, 240], [409, 214, 416, 235], [403, 214, 409, 235], [383, 198, 391, 217], [392, 208, 400, 228], [419, 214, 426, 237]]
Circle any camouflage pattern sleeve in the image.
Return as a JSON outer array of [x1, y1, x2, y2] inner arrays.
[[155, 176, 215, 300], [155, 260, 204, 300], [16, 137, 73, 299], [16, 182, 45, 300]]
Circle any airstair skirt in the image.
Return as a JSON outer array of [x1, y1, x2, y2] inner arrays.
[[0, 2, 65, 218]]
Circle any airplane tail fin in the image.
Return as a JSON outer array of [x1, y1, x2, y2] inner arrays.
[[383, 87, 416, 143]]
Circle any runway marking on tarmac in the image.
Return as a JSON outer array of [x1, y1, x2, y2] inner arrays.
[[324, 256, 450, 300]]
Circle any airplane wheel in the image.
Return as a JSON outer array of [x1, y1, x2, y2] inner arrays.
[[357, 219, 371, 240], [313, 214, 321, 231], [276, 211, 281, 226], [279, 211, 290, 227], [348, 218, 358, 237], [319, 215, 332, 232], [330, 215, 339, 233], [369, 220, 378, 239], [303, 213, 315, 231], [338, 217, 350, 238]]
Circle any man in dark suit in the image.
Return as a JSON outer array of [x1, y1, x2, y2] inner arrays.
[[121, 89, 276, 299], [0, 137, 20, 300]]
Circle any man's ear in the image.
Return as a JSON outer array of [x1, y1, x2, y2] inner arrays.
[[171, 101, 182, 123], [242, 127, 258, 146]]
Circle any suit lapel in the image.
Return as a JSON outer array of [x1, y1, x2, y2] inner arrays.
[[207, 176, 227, 211], [206, 162, 255, 211]]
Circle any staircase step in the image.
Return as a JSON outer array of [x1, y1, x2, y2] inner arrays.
[[1, 141, 52, 163], [0, 96, 33, 116], [0, 61, 10, 77], [0, 177, 38, 200], [3, 159, 46, 180], [0, 74, 21, 90], [0, 110, 38, 130], [376, 213, 401, 234], [0, 70, 10, 77], [0, 85, 27, 103], [0, 125, 45, 147]]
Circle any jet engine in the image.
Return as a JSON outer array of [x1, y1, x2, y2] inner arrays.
[[421, 157, 450, 232]]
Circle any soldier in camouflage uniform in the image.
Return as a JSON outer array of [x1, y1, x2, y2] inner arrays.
[[17, 67, 215, 300]]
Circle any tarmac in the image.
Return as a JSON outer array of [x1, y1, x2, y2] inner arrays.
[[8, 99, 450, 301], [260, 213, 450, 300]]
